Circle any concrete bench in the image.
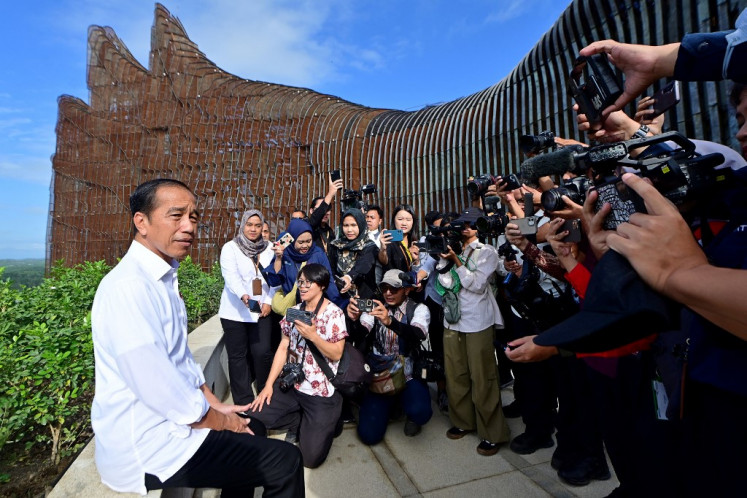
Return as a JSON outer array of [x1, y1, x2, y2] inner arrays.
[[49, 316, 228, 498]]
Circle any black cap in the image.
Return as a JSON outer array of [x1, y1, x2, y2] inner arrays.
[[454, 208, 484, 224], [534, 251, 676, 353]]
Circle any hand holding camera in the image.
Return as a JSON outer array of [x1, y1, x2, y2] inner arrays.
[[367, 299, 392, 326]]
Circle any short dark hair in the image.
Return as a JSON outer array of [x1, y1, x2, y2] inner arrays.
[[366, 204, 384, 219], [424, 210, 443, 226], [291, 209, 307, 219], [130, 178, 192, 218], [309, 196, 324, 212], [730, 83, 746, 107], [298, 263, 330, 291]]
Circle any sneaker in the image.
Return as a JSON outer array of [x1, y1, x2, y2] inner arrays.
[[558, 457, 611, 486], [509, 432, 554, 455], [501, 400, 521, 419], [476, 439, 501, 456], [404, 420, 422, 437], [446, 426, 474, 440], [284, 431, 298, 444]]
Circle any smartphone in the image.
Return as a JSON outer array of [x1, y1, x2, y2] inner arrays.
[[356, 298, 375, 313], [383, 229, 404, 242], [499, 173, 522, 191], [285, 307, 314, 325], [560, 219, 582, 243], [246, 299, 262, 313], [649, 81, 680, 118], [513, 216, 539, 235], [330, 169, 342, 183], [276, 232, 294, 249]]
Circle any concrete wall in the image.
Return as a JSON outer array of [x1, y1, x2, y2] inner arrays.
[[48, 316, 226, 498]]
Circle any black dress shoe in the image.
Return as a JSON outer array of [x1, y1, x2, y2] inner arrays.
[[501, 400, 521, 418], [476, 439, 502, 456], [404, 420, 422, 437], [509, 432, 554, 455], [446, 426, 474, 439], [558, 457, 611, 486]]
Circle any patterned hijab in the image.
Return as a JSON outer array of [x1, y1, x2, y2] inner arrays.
[[331, 208, 374, 275], [233, 210, 268, 259]]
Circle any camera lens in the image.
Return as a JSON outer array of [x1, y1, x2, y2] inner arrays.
[[541, 188, 569, 211]]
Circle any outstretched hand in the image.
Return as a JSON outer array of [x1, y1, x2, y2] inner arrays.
[[579, 40, 680, 116]]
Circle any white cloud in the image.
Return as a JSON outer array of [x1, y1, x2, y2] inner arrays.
[[0, 156, 53, 186], [486, 0, 560, 24]]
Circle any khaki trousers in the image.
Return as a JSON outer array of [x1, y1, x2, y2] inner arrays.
[[444, 326, 510, 443]]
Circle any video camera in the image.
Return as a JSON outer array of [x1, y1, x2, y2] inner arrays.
[[341, 184, 377, 211], [528, 132, 728, 229], [417, 224, 463, 257]]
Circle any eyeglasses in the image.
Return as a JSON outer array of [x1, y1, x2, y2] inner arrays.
[[297, 279, 314, 288], [380, 285, 402, 294]]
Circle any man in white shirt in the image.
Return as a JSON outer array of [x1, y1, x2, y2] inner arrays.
[[91, 178, 303, 496], [365, 205, 384, 247], [436, 208, 510, 457]]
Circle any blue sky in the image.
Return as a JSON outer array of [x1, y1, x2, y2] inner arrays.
[[0, 0, 571, 260]]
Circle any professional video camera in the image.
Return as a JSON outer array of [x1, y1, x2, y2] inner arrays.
[[341, 184, 377, 211], [417, 224, 463, 257], [519, 131, 556, 154], [522, 132, 728, 229]]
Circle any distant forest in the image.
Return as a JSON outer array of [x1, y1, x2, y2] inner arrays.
[[0, 259, 45, 288]]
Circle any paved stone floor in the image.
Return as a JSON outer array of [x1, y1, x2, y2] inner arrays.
[[240, 385, 619, 498]]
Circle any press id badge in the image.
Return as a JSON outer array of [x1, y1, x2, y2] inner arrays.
[[252, 278, 263, 296]]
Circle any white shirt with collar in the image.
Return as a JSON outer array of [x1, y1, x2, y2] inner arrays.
[[368, 228, 382, 248], [91, 241, 210, 495], [437, 239, 504, 333], [218, 240, 277, 322]]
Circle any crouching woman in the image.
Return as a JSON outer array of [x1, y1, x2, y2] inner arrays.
[[250, 263, 347, 468], [347, 269, 432, 445]]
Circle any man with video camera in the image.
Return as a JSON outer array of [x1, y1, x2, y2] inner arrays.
[[346, 270, 432, 444]]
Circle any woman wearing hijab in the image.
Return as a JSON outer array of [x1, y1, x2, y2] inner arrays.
[[328, 208, 378, 299], [218, 209, 276, 405], [264, 218, 346, 309]]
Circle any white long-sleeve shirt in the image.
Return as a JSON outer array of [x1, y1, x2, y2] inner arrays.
[[218, 240, 277, 322], [91, 241, 210, 495], [437, 240, 504, 333]]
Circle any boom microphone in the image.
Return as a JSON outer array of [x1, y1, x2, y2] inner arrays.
[[520, 145, 586, 182]]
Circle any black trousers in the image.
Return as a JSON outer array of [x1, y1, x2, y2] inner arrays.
[[250, 383, 343, 469], [221, 317, 273, 405], [145, 419, 304, 497]]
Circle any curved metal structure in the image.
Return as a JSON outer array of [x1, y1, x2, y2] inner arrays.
[[49, 0, 747, 268]]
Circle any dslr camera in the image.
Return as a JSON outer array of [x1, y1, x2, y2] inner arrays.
[[519, 131, 555, 154], [418, 224, 463, 256], [279, 362, 305, 392], [541, 176, 592, 212]]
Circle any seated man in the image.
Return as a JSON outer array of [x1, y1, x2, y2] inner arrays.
[[91, 178, 303, 496], [346, 270, 432, 444]]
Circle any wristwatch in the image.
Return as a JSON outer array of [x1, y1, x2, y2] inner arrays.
[[631, 124, 650, 139]]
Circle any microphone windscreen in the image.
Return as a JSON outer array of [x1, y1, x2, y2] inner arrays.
[[520, 147, 577, 182]]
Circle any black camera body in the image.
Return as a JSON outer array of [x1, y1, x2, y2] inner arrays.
[[475, 212, 510, 236], [568, 54, 623, 125], [541, 176, 592, 212], [279, 362, 305, 392], [341, 184, 377, 211], [422, 225, 463, 256], [519, 131, 555, 154], [467, 174, 497, 197]]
